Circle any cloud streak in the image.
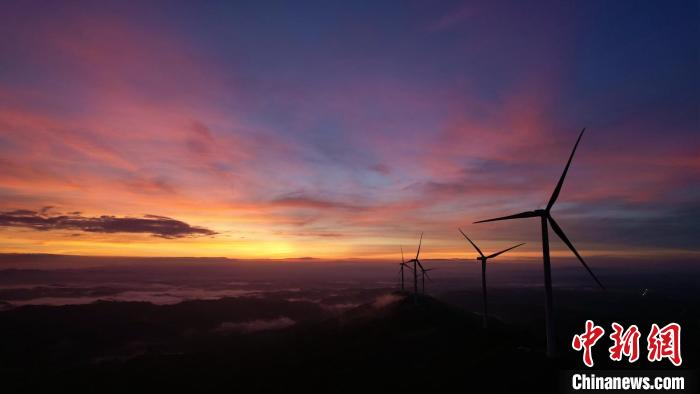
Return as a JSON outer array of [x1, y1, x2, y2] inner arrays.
[[213, 317, 296, 333], [0, 209, 216, 239]]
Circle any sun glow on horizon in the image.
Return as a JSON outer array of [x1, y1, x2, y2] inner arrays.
[[0, 2, 697, 260]]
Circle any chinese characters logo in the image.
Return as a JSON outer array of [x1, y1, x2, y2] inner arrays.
[[572, 320, 681, 367]]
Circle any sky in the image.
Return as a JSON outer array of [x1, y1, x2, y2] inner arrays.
[[0, 0, 698, 259]]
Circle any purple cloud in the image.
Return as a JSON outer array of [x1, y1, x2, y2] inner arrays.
[[0, 209, 216, 239]]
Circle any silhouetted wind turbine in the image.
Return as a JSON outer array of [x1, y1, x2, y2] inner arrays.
[[474, 128, 605, 357], [458, 228, 524, 329], [398, 246, 413, 291], [404, 233, 424, 301], [420, 267, 436, 294]]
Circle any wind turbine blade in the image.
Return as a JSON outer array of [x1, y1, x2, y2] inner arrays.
[[425, 271, 433, 282], [416, 259, 425, 271], [459, 228, 484, 257], [401, 246, 404, 264], [415, 232, 423, 260], [474, 211, 539, 224], [485, 243, 525, 259], [548, 216, 605, 290], [546, 128, 585, 211]]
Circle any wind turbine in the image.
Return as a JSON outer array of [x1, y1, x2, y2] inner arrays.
[[420, 267, 436, 294], [398, 246, 413, 291], [404, 233, 424, 300], [458, 228, 524, 329], [474, 128, 605, 357]]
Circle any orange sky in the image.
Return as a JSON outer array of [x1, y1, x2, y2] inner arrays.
[[0, 2, 698, 260]]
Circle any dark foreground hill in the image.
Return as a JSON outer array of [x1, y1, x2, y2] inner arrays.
[[0, 292, 559, 394]]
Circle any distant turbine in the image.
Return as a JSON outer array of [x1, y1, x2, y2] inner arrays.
[[398, 246, 413, 291], [474, 128, 605, 357], [404, 233, 424, 301], [458, 229, 524, 329], [420, 267, 436, 294]]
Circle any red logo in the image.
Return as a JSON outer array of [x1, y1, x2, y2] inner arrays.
[[609, 323, 640, 363], [647, 323, 682, 366], [572, 321, 682, 367], [572, 320, 605, 367]]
